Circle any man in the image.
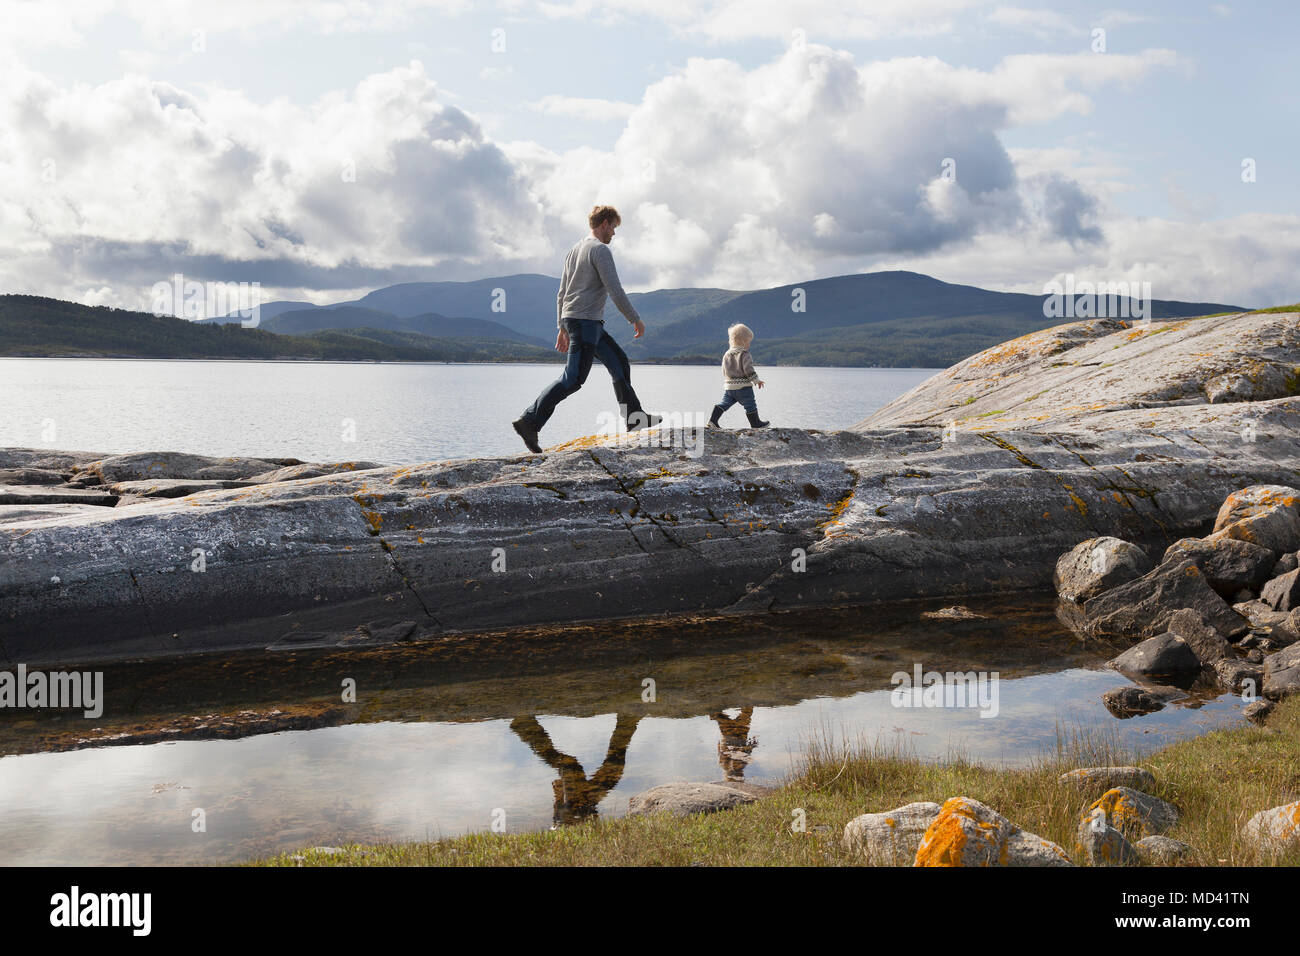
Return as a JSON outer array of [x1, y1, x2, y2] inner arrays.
[[512, 205, 660, 454]]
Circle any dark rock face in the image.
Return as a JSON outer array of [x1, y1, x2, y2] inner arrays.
[[1081, 560, 1249, 643], [7, 310, 1300, 665], [1102, 684, 1183, 717], [1162, 536, 1276, 598], [1165, 609, 1235, 667], [1261, 569, 1300, 612], [1108, 633, 1202, 681]]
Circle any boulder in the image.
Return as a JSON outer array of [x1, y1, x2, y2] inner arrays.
[[1204, 364, 1293, 404], [1232, 599, 1291, 630], [1214, 658, 1263, 694], [1242, 699, 1275, 724], [842, 802, 942, 865], [626, 782, 759, 818], [1241, 801, 1300, 854], [1161, 536, 1276, 598], [1135, 835, 1195, 865], [1055, 537, 1152, 603], [1261, 568, 1300, 612], [1077, 812, 1140, 866], [1081, 559, 1249, 642], [1084, 787, 1178, 841], [1102, 685, 1181, 717], [1165, 609, 1235, 666], [1059, 767, 1156, 793], [1214, 485, 1300, 532], [1108, 633, 1201, 681], [1211, 504, 1300, 555], [913, 797, 1073, 867], [1262, 644, 1300, 699]]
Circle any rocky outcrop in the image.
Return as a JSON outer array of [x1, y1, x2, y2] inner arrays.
[[7, 309, 1300, 665], [1055, 537, 1152, 603]]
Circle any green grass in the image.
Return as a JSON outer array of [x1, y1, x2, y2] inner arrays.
[[253, 698, 1300, 867]]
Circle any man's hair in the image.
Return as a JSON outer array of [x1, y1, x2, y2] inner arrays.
[[728, 323, 754, 348], [589, 205, 622, 230]]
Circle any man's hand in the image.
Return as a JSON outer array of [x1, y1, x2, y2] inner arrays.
[[555, 329, 569, 352], [632, 319, 645, 339]]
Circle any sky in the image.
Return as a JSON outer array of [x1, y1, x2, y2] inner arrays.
[[1, 0, 1297, 313]]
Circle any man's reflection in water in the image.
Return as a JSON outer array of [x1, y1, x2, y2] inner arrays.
[[710, 707, 757, 781], [509, 713, 642, 827]]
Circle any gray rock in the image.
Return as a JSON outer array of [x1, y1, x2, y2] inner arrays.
[[627, 782, 759, 817], [1273, 552, 1299, 576], [1082, 560, 1249, 643], [1205, 363, 1293, 404], [1108, 633, 1202, 681], [1055, 537, 1152, 603], [1262, 644, 1300, 699], [1102, 685, 1180, 717], [1165, 608, 1235, 666], [1084, 787, 1179, 841], [1242, 699, 1275, 724], [76, 451, 285, 483], [1241, 801, 1300, 854], [1059, 767, 1157, 792], [1261, 568, 1300, 612], [842, 801, 941, 865], [1135, 835, 1196, 865], [1232, 599, 1291, 630], [1162, 536, 1277, 598], [1077, 811, 1141, 865], [913, 796, 1073, 867], [1214, 658, 1263, 694], [1214, 485, 1300, 533], [1211, 504, 1300, 556]]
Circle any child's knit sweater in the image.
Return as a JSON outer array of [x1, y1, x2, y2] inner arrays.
[[722, 347, 760, 389]]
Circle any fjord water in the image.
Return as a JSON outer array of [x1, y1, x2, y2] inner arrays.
[[0, 358, 938, 462], [0, 598, 1249, 865]]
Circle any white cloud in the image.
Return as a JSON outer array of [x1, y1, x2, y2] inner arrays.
[[2, 35, 1290, 314], [986, 6, 1084, 38]]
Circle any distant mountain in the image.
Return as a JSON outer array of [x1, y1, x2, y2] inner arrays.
[[7, 269, 1256, 367], [211, 269, 1248, 367], [258, 305, 548, 346], [0, 295, 562, 363]]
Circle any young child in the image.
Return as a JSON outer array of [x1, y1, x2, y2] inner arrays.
[[708, 323, 770, 429]]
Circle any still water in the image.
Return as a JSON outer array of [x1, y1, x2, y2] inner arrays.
[[0, 359, 938, 463], [0, 597, 1247, 865]]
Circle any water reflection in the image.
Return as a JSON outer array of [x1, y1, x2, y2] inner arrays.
[[510, 713, 642, 827]]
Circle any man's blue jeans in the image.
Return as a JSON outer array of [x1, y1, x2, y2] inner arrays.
[[521, 318, 644, 429], [717, 386, 759, 416]]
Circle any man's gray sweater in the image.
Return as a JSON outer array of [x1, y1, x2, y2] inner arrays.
[[556, 236, 642, 329]]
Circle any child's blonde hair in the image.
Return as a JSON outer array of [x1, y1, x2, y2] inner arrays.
[[728, 323, 754, 348]]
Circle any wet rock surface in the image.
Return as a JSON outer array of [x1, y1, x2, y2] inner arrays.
[[7, 310, 1300, 665]]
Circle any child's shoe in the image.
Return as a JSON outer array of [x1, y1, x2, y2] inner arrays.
[[745, 410, 770, 429], [707, 405, 725, 429]]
